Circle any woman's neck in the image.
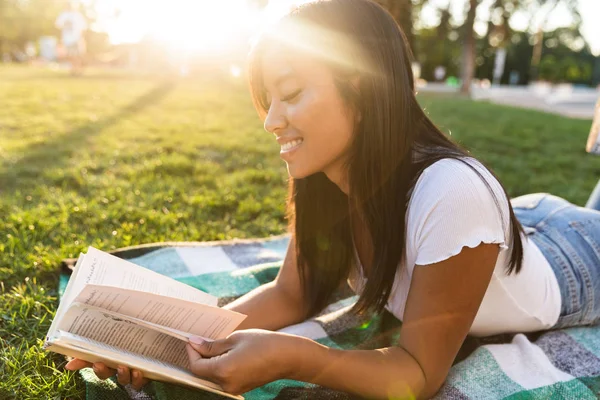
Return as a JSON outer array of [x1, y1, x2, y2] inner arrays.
[[323, 161, 349, 195]]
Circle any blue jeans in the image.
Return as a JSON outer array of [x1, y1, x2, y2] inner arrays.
[[512, 193, 600, 329]]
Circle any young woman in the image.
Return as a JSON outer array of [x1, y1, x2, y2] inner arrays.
[[66, 0, 600, 398]]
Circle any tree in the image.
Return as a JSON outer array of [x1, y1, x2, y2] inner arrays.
[[536, 26, 595, 84], [413, 0, 593, 87], [374, 0, 434, 58], [0, 0, 70, 51], [483, 0, 518, 48], [415, 3, 461, 80], [0, 0, 106, 57], [478, 0, 519, 85], [378, 0, 415, 54], [525, 0, 580, 81], [460, 0, 480, 94]]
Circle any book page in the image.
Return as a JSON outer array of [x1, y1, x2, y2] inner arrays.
[[60, 247, 217, 321], [74, 284, 245, 339], [83, 247, 217, 304], [59, 304, 190, 369], [47, 332, 243, 399], [69, 303, 194, 341], [47, 254, 85, 340]]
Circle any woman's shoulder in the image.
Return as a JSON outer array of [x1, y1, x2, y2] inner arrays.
[[408, 156, 508, 222], [407, 157, 510, 262], [422, 156, 487, 175], [414, 157, 499, 194]]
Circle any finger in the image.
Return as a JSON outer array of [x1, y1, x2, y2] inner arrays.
[[131, 370, 149, 390], [186, 343, 218, 381], [65, 359, 93, 371], [92, 362, 117, 380], [116, 365, 131, 386], [188, 336, 232, 358]]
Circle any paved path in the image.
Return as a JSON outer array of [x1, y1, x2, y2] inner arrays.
[[418, 83, 599, 120]]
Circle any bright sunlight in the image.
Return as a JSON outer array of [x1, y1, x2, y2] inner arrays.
[[96, 0, 261, 52]]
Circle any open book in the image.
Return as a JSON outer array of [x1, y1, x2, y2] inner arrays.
[[44, 246, 246, 400]]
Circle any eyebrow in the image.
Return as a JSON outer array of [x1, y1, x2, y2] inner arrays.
[[272, 71, 296, 89]]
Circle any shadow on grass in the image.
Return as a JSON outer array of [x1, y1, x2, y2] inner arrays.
[[0, 80, 175, 191]]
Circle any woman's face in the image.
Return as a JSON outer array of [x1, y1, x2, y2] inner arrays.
[[260, 45, 357, 188]]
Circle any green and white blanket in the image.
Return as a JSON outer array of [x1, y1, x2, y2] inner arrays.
[[59, 235, 600, 399]]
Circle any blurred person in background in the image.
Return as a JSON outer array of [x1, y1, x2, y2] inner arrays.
[[55, 1, 87, 75]]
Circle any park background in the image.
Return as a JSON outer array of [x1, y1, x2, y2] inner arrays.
[[1, 0, 600, 399]]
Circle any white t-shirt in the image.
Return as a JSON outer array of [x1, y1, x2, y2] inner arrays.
[[56, 11, 87, 46], [348, 158, 561, 337]]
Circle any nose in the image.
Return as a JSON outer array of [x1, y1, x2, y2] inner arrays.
[[263, 102, 287, 135]]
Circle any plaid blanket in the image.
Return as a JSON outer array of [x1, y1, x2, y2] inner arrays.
[[59, 235, 600, 400]]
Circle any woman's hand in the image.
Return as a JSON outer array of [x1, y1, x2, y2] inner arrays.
[[186, 329, 303, 395], [64, 359, 149, 390]]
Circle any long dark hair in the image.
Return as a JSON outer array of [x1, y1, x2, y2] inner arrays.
[[248, 0, 524, 317]]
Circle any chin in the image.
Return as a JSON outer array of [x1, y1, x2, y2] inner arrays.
[[286, 163, 315, 180]]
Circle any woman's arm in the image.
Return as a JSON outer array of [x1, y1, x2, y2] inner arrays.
[[293, 243, 499, 398], [224, 235, 310, 330], [186, 243, 499, 399]]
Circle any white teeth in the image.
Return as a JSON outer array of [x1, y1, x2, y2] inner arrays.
[[281, 139, 303, 151]]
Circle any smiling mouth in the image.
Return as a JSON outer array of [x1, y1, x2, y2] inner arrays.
[[280, 139, 303, 152]]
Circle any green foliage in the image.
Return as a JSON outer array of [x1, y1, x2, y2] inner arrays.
[[415, 26, 462, 81], [539, 54, 559, 81], [471, 25, 598, 86], [0, 0, 107, 55], [0, 66, 598, 399], [534, 27, 597, 84], [0, 0, 69, 51]]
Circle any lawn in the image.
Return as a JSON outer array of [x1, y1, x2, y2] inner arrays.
[[0, 65, 598, 399]]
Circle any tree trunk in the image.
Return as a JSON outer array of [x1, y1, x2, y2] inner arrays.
[[482, 0, 501, 46], [377, 0, 415, 57], [529, 0, 559, 82], [460, 0, 479, 95], [529, 28, 544, 81], [436, 5, 451, 41]]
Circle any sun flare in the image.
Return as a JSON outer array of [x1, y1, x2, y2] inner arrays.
[[103, 0, 259, 53]]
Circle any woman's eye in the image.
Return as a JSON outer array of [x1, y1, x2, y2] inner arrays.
[[281, 90, 301, 103]]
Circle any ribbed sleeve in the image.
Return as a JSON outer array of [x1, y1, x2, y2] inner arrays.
[[408, 158, 510, 266]]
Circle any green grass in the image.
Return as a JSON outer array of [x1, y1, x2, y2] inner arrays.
[[0, 65, 598, 399]]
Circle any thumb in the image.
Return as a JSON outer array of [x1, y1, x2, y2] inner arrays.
[[186, 344, 222, 382], [188, 336, 232, 358]]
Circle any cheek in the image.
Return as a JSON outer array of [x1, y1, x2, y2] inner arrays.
[[287, 93, 323, 130], [288, 90, 353, 141]]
